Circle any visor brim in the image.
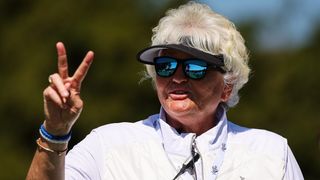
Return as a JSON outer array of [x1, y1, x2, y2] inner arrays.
[[136, 44, 225, 68]]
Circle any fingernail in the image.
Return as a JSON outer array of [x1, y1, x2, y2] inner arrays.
[[62, 97, 67, 103]]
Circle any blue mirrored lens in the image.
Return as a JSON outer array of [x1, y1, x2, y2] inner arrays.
[[184, 60, 207, 79], [154, 57, 178, 77]]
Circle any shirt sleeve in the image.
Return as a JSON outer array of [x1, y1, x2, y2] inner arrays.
[[284, 145, 304, 180], [65, 130, 104, 180]]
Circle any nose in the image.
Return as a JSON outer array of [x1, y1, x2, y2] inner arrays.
[[172, 64, 188, 84]]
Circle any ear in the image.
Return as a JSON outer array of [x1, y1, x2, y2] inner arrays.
[[221, 83, 233, 102]]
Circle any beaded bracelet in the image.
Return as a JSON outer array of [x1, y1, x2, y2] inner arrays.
[[36, 138, 68, 156], [39, 124, 71, 144]]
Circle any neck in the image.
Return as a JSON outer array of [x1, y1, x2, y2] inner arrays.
[[165, 112, 218, 136]]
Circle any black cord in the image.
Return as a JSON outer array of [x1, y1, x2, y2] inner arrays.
[[172, 153, 200, 180], [191, 143, 198, 180]]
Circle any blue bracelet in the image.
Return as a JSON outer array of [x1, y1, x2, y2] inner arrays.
[[39, 124, 71, 144]]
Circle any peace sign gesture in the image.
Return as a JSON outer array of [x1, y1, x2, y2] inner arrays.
[[43, 42, 94, 136]]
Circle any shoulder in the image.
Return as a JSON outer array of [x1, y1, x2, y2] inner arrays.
[[227, 121, 288, 158], [228, 121, 287, 145], [91, 114, 160, 145]]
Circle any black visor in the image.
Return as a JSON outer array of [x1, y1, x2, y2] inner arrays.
[[136, 44, 225, 68]]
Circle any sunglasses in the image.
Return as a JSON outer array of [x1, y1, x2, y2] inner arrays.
[[154, 56, 225, 80]]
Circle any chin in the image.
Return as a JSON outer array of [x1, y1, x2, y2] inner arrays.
[[166, 101, 196, 115]]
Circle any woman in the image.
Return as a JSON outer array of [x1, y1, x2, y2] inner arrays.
[[27, 2, 303, 180]]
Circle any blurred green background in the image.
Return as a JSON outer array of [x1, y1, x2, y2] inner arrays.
[[0, 0, 319, 179]]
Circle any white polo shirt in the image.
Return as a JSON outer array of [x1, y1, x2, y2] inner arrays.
[[65, 107, 304, 179]]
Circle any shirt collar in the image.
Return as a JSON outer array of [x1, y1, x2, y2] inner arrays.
[[157, 105, 228, 157]]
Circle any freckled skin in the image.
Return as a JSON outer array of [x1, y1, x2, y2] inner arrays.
[[155, 49, 232, 135]]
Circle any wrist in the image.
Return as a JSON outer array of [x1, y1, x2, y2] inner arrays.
[[40, 123, 71, 144], [43, 120, 72, 136], [37, 137, 68, 155]]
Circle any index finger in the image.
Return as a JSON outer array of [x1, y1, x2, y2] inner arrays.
[[56, 42, 69, 79], [72, 51, 94, 90]]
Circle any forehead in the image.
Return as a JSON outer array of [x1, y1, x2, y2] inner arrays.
[[159, 49, 195, 59]]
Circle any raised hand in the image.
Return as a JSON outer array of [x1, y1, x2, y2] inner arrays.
[[43, 42, 94, 135]]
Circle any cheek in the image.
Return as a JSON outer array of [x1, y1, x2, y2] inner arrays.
[[196, 78, 225, 101], [198, 86, 222, 103], [155, 78, 168, 98]]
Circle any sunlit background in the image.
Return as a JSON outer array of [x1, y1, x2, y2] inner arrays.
[[0, 0, 319, 179], [202, 0, 320, 50]]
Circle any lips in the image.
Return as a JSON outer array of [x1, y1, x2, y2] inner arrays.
[[168, 89, 190, 100]]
